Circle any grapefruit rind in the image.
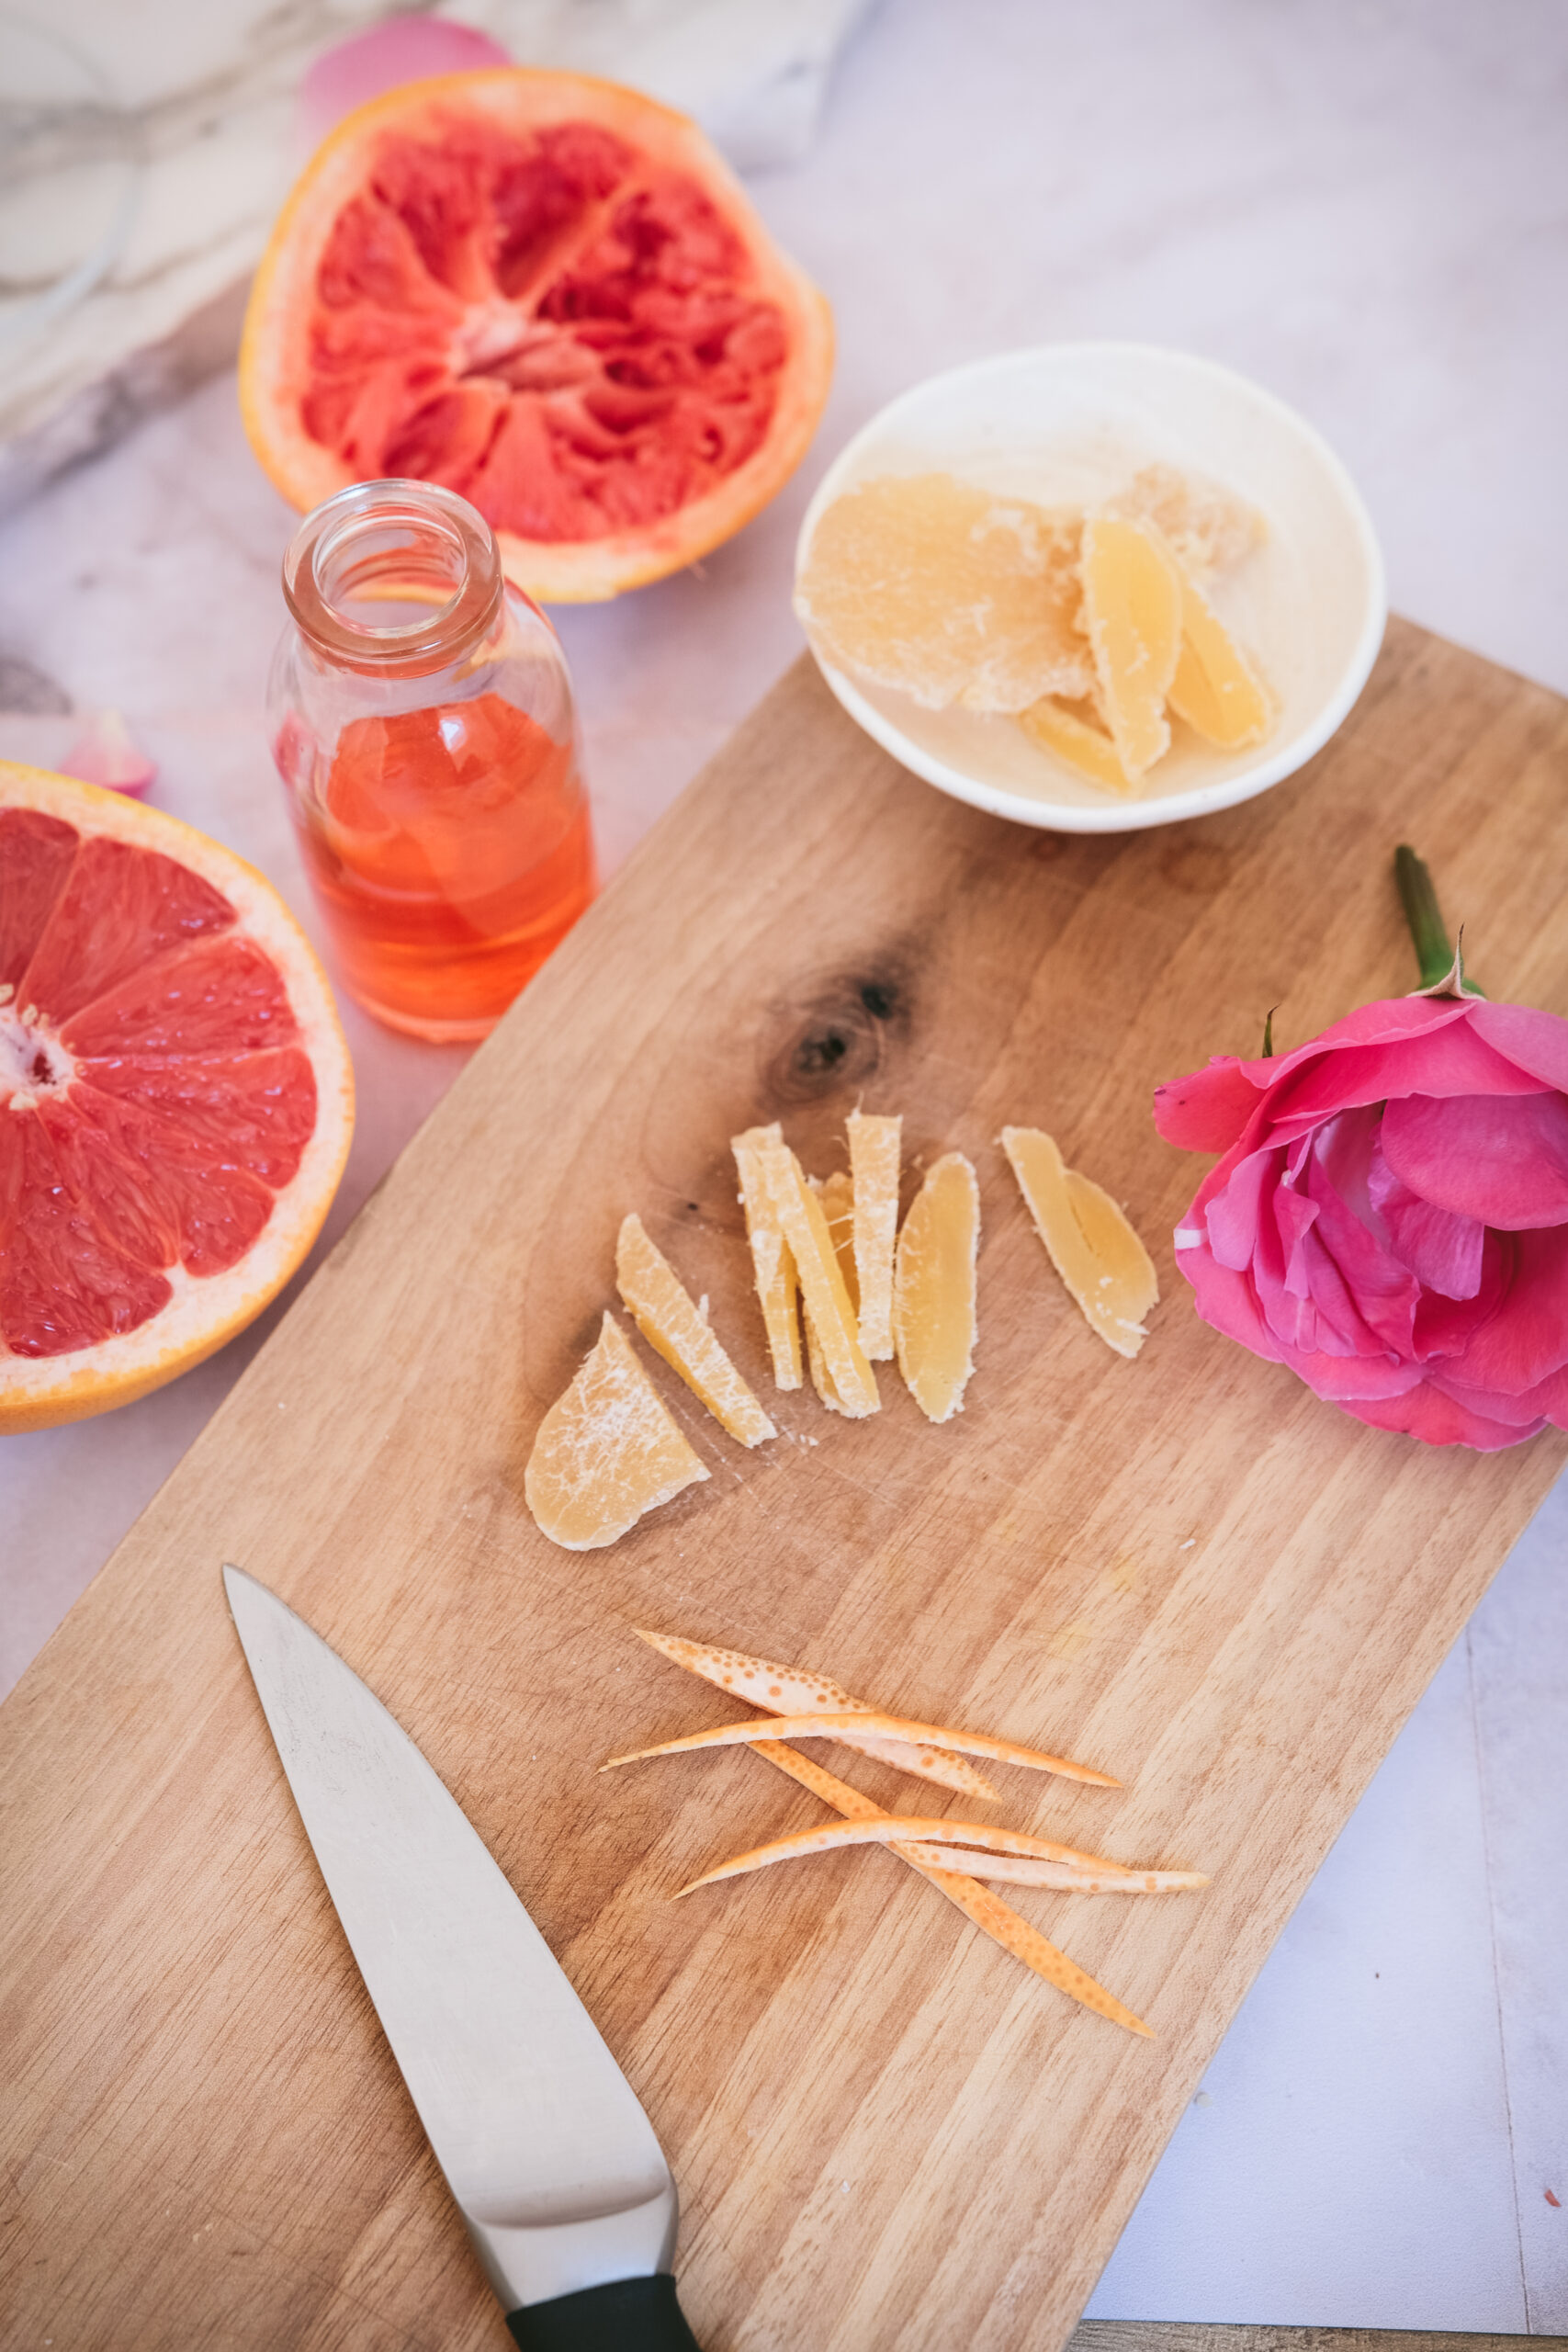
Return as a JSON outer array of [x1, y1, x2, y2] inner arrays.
[[239, 68, 834, 603], [0, 763, 355, 1432]]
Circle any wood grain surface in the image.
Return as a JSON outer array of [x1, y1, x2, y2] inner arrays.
[[4, 624, 1567, 2352]]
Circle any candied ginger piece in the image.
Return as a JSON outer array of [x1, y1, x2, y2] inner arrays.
[[803, 1170, 860, 1415], [759, 1141, 878, 1417], [525, 1311, 708, 1551], [1019, 695, 1134, 795], [1002, 1126, 1158, 1359], [615, 1213, 774, 1448], [1078, 514, 1184, 781], [1167, 562, 1270, 749], [893, 1152, 979, 1423], [631, 1625, 999, 1799], [732, 1122, 802, 1390], [1114, 462, 1260, 582], [795, 472, 1092, 713], [846, 1109, 901, 1359]]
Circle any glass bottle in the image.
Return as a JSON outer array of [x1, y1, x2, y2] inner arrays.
[[268, 478, 596, 1043]]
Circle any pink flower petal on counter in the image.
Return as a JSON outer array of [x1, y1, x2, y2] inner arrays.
[[61, 709, 155, 797], [298, 17, 511, 147]]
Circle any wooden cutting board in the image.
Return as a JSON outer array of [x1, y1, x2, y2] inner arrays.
[[4, 621, 1566, 2352]]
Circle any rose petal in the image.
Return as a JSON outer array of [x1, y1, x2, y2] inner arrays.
[[1429, 1359, 1568, 1430], [1382, 1090, 1568, 1230], [1366, 1139, 1486, 1298], [1421, 1224, 1568, 1393], [1469, 1000, 1568, 1095], [1154, 1058, 1266, 1153], [1337, 1385, 1544, 1451]]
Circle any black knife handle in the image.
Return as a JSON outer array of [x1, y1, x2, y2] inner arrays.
[[506, 2273, 701, 2350]]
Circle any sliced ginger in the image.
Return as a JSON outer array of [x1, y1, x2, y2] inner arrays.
[[846, 1109, 901, 1360], [893, 1152, 979, 1423], [1078, 514, 1184, 781], [795, 471, 1092, 713], [615, 1213, 774, 1448], [803, 1170, 861, 1416], [1018, 695, 1132, 795], [633, 1626, 998, 1800], [1002, 1126, 1158, 1359], [525, 1312, 708, 1551], [1113, 462, 1259, 582], [757, 1138, 879, 1417], [732, 1122, 801, 1391], [1168, 564, 1270, 748]]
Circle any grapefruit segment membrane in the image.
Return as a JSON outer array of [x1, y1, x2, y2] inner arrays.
[[0, 768, 354, 1430], [242, 71, 834, 600]]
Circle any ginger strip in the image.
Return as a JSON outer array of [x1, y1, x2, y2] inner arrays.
[[1167, 562, 1270, 749], [632, 1625, 998, 1801], [893, 1152, 980, 1422], [602, 1706, 1119, 1787], [525, 1312, 708, 1551], [847, 1110, 902, 1360], [731, 1122, 802, 1390], [750, 1738, 1153, 2037], [1078, 513, 1184, 782], [1002, 1125, 1158, 1359], [803, 1170, 860, 1416], [758, 1138, 879, 1416], [615, 1213, 775, 1448]]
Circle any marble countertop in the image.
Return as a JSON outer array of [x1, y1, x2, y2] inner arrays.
[[2, 0, 1565, 2330]]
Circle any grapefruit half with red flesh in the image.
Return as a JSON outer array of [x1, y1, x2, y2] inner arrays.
[[240, 70, 834, 601], [0, 766, 355, 1431]]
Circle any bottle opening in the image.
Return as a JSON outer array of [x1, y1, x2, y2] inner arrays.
[[283, 479, 504, 674]]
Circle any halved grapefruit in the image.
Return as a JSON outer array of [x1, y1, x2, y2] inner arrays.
[[240, 70, 834, 601], [0, 766, 354, 1431]]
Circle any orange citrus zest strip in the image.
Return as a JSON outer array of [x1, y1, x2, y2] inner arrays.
[[750, 1738, 1153, 2038], [897, 1846, 1208, 1893], [603, 1708, 1119, 1787], [674, 1815, 1137, 1890], [631, 1625, 998, 1801]]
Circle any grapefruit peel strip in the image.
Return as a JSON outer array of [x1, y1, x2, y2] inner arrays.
[[673, 1815, 1145, 1891], [897, 1845, 1208, 1893], [601, 1708, 1120, 1788], [615, 1213, 775, 1447], [631, 1626, 998, 1802], [749, 1737, 1153, 2038]]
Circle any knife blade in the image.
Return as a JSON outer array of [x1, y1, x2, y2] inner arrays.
[[223, 1564, 701, 2350]]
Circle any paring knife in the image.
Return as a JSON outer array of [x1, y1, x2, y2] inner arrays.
[[223, 1565, 701, 2351]]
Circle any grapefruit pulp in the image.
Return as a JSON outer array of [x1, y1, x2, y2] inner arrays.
[[0, 766, 354, 1430], [241, 70, 834, 601]]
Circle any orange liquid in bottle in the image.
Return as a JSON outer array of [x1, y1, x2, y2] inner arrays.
[[296, 691, 596, 1042]]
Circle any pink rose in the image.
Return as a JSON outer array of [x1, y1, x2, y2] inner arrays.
[[1155, 991, 1568, 1449]]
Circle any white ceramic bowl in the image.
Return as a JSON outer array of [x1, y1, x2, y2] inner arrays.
[[795, 343, 1386, 833]]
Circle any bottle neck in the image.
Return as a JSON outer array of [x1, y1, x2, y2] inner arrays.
[[283, 479, 505, 680]]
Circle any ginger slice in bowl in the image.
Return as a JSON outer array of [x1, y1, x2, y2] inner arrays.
[[1167, 560, 1271, 749], [893, 1151, 980, 1423], [1018, 694, 1133, 795], [525, 1311, 708, 1550], [632, 1625, 998, 1800], [1002, 1126, 1158, 1359], [602, 1706, 1119, 1787], [1078, 513, 1184, 782], [795, 471, 1092, 713], [615, 1213, 775, 1448], [750, 1737, 1154, 2035], [732, 1122, 802, 1391], [846, 1109, 901, 1360]]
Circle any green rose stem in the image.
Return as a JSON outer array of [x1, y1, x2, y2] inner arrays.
[[1394, 844, 1484, 998]]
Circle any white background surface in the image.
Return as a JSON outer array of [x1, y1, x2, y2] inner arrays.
[[1, 0, 1565, 2329]]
